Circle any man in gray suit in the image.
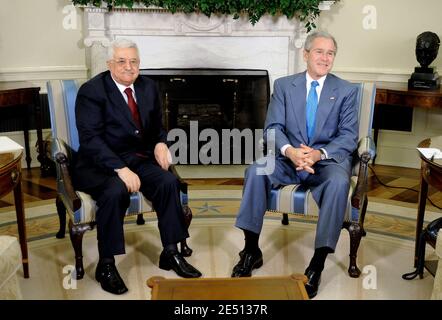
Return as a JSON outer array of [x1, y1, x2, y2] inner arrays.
[[231, 31, 359, 299]]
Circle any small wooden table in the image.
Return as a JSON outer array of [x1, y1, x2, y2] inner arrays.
[[415, 136, 442, 275], [0, 83, 51, 174], [0, 150, 29, 278], [374, 83, 442, 163], [147, 274, 308, 300]]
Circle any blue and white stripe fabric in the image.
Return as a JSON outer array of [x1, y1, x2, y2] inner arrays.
[[47, 80, 158, 225], [267, 82, 376, 223]]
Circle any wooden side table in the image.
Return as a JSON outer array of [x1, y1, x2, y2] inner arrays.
[[0, 149, 29, 278], [415, 136, 442, 274], [374, 83, 442, 164], [147, 274, 308, 300], [0, 82, 51, 175]]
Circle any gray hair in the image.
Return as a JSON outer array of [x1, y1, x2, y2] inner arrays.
[[107, 38, 139, 60], [304, 31, 338, 53]]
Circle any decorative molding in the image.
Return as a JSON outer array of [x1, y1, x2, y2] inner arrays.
[[111, 5, 168, 13], [0, 66, 87, 81], [0, 66, 88, 92], [83, 7, 110, 48], [333, 67, 411, 83], [77, 1, 337, 21], [318, 1, 336, 10], [80, 7, 312, 78], [175, 14, 228, 34]]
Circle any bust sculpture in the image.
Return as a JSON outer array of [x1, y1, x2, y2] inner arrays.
[[409, 31, 441, 90], [415, 31, 440, 69]]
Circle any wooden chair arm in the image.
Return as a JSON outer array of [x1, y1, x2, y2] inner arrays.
[[54, 152, 81, 213], [357, 136, 376, 160], [351, 136, 375, 210]]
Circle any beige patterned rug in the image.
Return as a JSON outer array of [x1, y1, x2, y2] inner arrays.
[[0, 190, 439, 300], [0, 189, 439, 243]]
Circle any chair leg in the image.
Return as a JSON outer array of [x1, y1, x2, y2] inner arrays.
[[347, 221, 362, 278], [180, 205, 193, 257], [359, 198, 368, 237], [55, 195, 66, 239], [282, 213, 289, 225], [136, 213, 145, 225], [68, 220, 92, 280]]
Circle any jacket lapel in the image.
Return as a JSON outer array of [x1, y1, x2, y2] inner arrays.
[[288, 73, 308, 143], [311, 75, 337, 142], [104, 72, 138, 129]]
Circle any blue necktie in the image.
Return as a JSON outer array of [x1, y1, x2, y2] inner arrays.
[[306, 80, 319, 141]]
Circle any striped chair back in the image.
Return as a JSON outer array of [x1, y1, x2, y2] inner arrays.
[[353, 82, 376, 141], [267, 82, 376, 222], [46, 79, 155, 224], [46, 80, 84, 152]]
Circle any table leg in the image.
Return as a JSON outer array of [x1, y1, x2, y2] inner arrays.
[[372, 104, 381, 165], [23, 105, 31, 169], [415, 170, 428, 267], [12, 172, 29, 278], [33, 93, 51, 176]]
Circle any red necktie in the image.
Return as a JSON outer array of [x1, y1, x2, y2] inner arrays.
[[124, 87, 142, 128]]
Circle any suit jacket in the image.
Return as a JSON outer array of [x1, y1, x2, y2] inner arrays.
[[73, 71, 167, 190], [264, 71, 359, 185]]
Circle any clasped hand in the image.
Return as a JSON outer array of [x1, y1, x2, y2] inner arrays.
[[286, 144, 321, 174], [116, 143, 172, 193]]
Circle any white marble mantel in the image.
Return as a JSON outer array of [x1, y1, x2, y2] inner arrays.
[[81, 2, 335, 84]]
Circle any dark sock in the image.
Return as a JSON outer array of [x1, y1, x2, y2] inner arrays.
[[99, 256, 115, 265], [164, 243, 178, 253], [242, 229, 260, 254], [307, 247, 333, 272]]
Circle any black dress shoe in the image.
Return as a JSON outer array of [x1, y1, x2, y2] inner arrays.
[[231, 250, 263, 277], [159, 250, 202, 278], [304, 268, 321, 299], [95, 262, 128, 295]]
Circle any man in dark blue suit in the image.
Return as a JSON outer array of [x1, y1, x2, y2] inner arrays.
[[231, 31, 359, 299], [74, 38, 201, 295]]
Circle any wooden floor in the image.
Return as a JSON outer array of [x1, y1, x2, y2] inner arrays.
[[1, 164, 442, 209]]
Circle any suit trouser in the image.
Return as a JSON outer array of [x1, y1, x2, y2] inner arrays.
[[80, 160, 188, 258], [235, 156, 350, 251]]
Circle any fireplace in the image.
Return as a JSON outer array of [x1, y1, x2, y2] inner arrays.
[[141, 68, 269, 164], [80, 5, 336, 163]]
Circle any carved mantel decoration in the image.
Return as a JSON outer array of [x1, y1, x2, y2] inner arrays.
[[79, 2, 336, 82]]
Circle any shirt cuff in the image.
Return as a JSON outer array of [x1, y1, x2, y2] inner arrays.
[[281, 144, 292, 157]]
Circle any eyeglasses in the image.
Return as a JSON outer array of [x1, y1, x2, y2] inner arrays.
[[111, 59, 140, 67]]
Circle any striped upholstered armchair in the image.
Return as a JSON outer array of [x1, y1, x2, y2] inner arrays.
[[46, 80, 192, 280], [267, 82, 376, 278]]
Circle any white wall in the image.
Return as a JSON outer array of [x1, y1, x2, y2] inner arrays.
[[0, 0, 87, 87], [0, 0, 87, 168], [317, 0, 442, 168], [319, 0, 442, 75], [4, 0, 441, 83]]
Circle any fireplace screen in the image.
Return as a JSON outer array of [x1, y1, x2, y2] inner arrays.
[[140, 69, 270, 164]]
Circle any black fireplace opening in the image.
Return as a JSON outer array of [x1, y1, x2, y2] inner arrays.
[[141, 68, 270, 164]]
